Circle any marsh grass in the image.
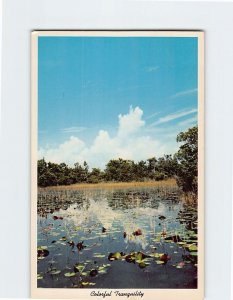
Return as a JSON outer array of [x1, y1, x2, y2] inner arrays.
[[39, 178, 177, 192]]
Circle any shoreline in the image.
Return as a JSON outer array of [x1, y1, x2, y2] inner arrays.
[[38, 178, 177, 191]]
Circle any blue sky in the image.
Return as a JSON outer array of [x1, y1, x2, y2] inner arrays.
[[38, 36, 198, 168]]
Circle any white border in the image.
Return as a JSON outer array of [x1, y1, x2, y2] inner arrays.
[[1, 1, 233, 300], [31, 30, 204, 300], [0, 0, 2, 132]]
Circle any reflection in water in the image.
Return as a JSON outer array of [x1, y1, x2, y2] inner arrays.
[[37, 187, 197, 289]]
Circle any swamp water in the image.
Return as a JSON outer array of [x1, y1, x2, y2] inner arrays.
[[37, 187, 198, 289]]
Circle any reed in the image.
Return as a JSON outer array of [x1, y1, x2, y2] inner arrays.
[[39, 178, 177, 192]]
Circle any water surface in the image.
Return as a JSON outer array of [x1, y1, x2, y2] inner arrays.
[[37, 187, 198, 289]]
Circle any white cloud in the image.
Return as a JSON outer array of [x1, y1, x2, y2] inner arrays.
[[61, 126, 86, 133], [177, 115, 197, 127], [38, 136, 85, 166], [169, 88, 197, 99], [145, 66, 159, 72], [150, 108, 197, 126], [145, 112, 160, 120], [118, 106, 145, 138], [38, 106, 166, 169]]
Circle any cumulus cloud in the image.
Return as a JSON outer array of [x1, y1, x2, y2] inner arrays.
[[118, 106, 145, 138], [38, 106, 167, 169], [38, 136, 85, 166]]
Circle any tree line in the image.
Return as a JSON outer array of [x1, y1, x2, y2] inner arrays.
[[38, 126, 198, 195]]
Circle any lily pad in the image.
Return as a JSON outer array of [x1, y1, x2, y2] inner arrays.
[[81, 272, 88, 276], [49, 270, 61, 275], [64, 272, 76, 277], [139, 262, 149, 268], [37, 248, 49, 258], [81, 282, 90, 286], [177, 242, 186, 245], [188, 244, 198, 252], [93, 254, 105, 258], [98, 269, 107, 274], [156, 261, 165, 265], [37, 246, 48, 250], [74, 264, 85, 272], [108, 252, 122, 260], [81, 281, 96, 286], [165, 235, 182, 243], [150, 253, 163, 258]]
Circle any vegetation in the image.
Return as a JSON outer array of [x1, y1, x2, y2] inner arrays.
[[38, 126, 198, 197], [175, 126, 198, 196], [39, 179, 177, 192]]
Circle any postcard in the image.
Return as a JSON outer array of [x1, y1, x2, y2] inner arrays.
[[31, 30, 204, 299]]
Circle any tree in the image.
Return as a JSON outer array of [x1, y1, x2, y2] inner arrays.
[[134, 160, 147, 181], [147, 157, 157, 179], [73, 162, 89, 183], [88, 168, 104, 183], [105, 158, 135, 182], [38, 158, 48, 187], [175, 126, 198, 195], [37, 127, 198, 188], [83, 161, 89, 182], [157, 155, 177, 178]]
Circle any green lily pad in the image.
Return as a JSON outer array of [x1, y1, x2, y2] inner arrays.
[[98, 266, 107, 271], [37, 248, 49, 258], [81, 272, 88, 276], [64, 272, 76, 277], [37, 246, 48, 250], [188, 244, 198, 252], [50, 270, 61, 275], [156, 261, 165, 265], [150, 253, 163, 258], [103, 264, 111, 267], [98, 269, 107, 274], [135, 252, 143, 261], [93, 254, 105, 258], [81, 281, 96, 286], [74, 264, 85, 272], [108, 252, 122, 260], [139, 262, 149, 268]]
